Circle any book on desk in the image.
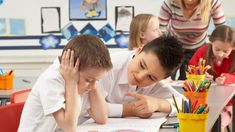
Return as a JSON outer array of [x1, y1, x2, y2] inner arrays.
[[78, 113, 168, 132]]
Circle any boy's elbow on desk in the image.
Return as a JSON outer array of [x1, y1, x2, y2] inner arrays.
[[94, 116, 108, 124], [60, 123, 77, 132]]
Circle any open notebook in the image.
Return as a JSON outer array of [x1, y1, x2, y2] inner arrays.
[[77, 113, 167, 132]]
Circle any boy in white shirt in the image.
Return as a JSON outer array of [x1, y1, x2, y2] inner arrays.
[[18, 35, 113, 132], [97, 35, 184, 118]]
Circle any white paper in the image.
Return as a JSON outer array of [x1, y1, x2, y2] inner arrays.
[[116, 7, 133, 32], [78, 113, 167, 132], [42, 8, 60, 32]]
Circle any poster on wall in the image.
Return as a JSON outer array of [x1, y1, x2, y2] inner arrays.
[[0, 18, 6, 35], [69, 0, 107, 20], [115, 6, 134, 33], [41, 7, 61, 33], [9, 18, 26, 35]]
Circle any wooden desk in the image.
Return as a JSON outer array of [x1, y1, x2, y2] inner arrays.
[[0, 76, 36, 105]]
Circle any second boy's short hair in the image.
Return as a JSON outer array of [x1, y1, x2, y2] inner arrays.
[[141, 35, 183, 78], [62, 34, 113, 71]]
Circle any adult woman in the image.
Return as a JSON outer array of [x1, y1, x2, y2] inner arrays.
[[159, 0, 226, 80]]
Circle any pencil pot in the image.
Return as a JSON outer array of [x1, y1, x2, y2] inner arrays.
[[184, 92, 208, 105], [0, 74, 14, 90], [177, 113, 208, 132]]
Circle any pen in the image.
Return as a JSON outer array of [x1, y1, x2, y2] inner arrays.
[[22, 79, 31, 83], [196, 105, 206, 114], [8, 70, 13, 75], [191, 100, 197, 113], [172, 94, 180, 113], [203, 106, 209, 114], [188, 99, 191, 113], [184, 100, 189, 113], [182, 98, 184, 113], [161, 123, 179, 129]]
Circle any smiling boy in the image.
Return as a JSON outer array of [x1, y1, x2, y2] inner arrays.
[[96, 35, 185, 118]]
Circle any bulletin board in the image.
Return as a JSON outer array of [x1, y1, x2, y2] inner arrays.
[[0, 0, 234, 50], [0, 0, 163, 50]]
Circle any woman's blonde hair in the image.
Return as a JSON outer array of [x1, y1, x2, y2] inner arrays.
[[177, 0, 211, 23], [128, 14, 155, 50]]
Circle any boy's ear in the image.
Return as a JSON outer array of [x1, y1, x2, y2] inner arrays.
[[58, 56, 61, 64]]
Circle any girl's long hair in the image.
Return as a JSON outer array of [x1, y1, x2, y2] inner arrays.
[[128, 14, 154, 50], [206, 25, 235, 77]]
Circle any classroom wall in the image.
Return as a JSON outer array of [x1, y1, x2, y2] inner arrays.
[[0, 0, 163, 77], [0, 0, 234, 78], [0, 0, 163, 48]]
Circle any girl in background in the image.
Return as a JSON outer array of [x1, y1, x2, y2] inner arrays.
[[159, 0, 226, 80], [189, 25, 235, 132], [128, 14, 161, 50]]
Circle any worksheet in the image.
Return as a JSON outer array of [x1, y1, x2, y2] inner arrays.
[[78, 113, 167, 132]]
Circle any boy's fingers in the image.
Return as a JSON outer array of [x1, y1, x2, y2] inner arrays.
[[125, 92, 142, 100], [64, 49, 71, 65], [61, 50, 67, 66], [75, 58, 80, 70], [135, 104, 145, 111], [134, 99, 144, 107], [70, 50, 74, 66]]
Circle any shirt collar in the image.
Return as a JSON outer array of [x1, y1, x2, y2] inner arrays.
[[118, 51, 135, 85]]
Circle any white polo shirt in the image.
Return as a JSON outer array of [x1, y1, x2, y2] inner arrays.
[[97, 50, 184, 117], [18, 58, 86, 132]]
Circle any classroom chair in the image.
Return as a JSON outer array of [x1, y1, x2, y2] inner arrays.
[[0, 102, 25, 132], [10, 89, 31, 104]]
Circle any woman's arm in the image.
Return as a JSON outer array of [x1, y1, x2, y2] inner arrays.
[[211, 0, 226, 26], [159, 0, 172, 33]]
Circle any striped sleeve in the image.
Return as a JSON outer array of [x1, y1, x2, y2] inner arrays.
[[159, 0, 172, 33], [211, 0, 226, 26]]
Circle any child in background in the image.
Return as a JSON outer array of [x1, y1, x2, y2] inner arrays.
[[18, 35, 113, 132], [128, 14, 161, 50], [96, 35, 185, 118], [189, 25, 235, 132]]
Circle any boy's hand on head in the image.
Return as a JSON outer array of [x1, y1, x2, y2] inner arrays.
[[60, 49, 80, 84], [125, 92, 158, 118], [216, 75, 225, 85]]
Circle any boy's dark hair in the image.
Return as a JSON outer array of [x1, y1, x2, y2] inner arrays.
[[62, 34, 113, 71], [140, 35, 184, 78]]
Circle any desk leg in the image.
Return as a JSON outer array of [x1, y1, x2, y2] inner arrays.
[[233, 94, 234, 132], [212, 115, 221, 132]]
